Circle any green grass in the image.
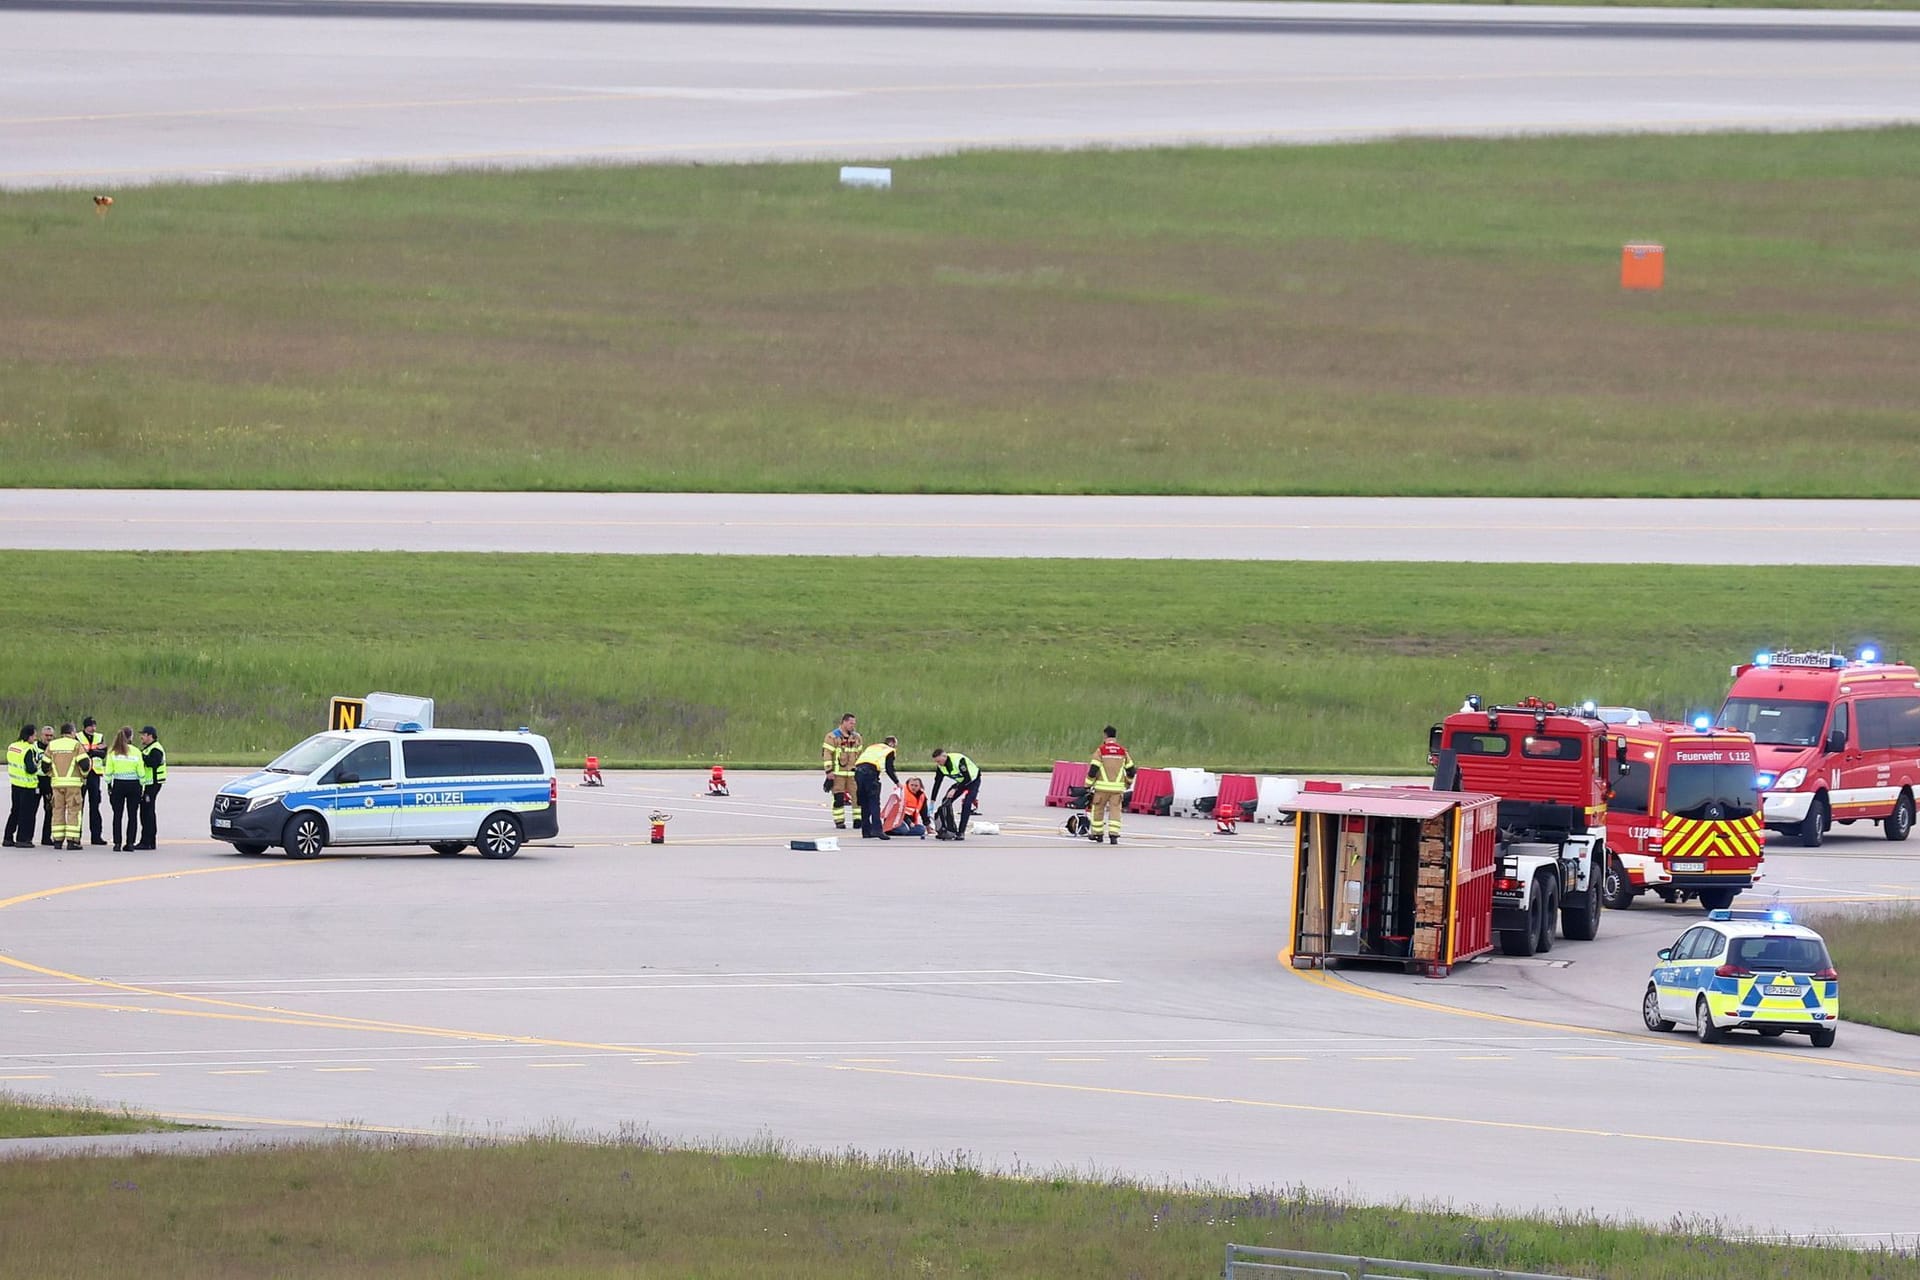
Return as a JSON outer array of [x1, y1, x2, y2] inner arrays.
[[5, 130, 1920, 496], [3, 553, 1911, 771], [1, 1136, 1913, 1278], [0, 1094, 186, 1140], [1806, 907, 1920, 1035]]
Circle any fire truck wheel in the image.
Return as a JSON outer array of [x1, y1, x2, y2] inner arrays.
[[1562, 887, 1600, 942], [1797, 796, 1828, 849], [1534, 878, 1557, 954], [1642, 986, 1674, 1033], [1696, 887, 1736, 913], [1885, 793, 1914, 842], [1694, 997, 1724, 1044], [1602, 857, 1635, 911]]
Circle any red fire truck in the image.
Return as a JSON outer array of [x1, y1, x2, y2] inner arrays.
[[1600, 721, 1765, 913], [1426, 698, 1610, 957]]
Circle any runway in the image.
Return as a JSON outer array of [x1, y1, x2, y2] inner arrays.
[[6, 0, 1919, 188], [7, 490, 1920, 562], [4, 767, 1919, 1243]]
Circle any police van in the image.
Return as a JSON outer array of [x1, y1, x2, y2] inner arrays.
[[209, 695, 558, 859]]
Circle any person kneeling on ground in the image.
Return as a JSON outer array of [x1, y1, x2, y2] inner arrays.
[[889, 777, 930, 839]]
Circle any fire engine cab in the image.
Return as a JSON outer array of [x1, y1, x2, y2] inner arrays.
[[1718, 649, 1920, 847], [1429, 698, 1609, 957], [1601, 720, 1765, 913]]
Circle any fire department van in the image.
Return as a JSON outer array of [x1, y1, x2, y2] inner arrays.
[[1601, 721, 1765, 913], [1717, 649, 1920, 847]]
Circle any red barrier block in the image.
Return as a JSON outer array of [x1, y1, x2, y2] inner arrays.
[[1045, 760, 1085, 808], [1215, 773, 1258, 820], [1126, 767, 1173, 814]]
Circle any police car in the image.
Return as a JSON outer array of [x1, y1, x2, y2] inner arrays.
[[1641, 909, 1839, 1047]]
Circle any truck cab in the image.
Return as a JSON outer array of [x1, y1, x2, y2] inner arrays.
[[1602, 721, 1764, 913], [1430, 697, 1609, 957]]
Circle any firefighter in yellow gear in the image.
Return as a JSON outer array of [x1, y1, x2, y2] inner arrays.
[[821, 712, 863, 829], [1085, 726, 1136, 845], [44, 723, 93, 851]]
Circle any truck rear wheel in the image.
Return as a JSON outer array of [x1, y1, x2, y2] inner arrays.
[[1499, 890, 1544, 957], [1562, 888, 1601, 942], [1885, 793, 1914, 843], [1534, 879, 1557, 955], [1696, 887, 1737, 913]]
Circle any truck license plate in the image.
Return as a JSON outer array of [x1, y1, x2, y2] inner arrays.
[[1670, 860, 1705, 872], [213, 818, 231, 829]]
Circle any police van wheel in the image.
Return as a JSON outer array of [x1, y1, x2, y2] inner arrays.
[[1694, 997, 1724, 1044], [283, 815, 326, 860], [232, 842, 268, 856], [1809, 1025, 1837, 1049], [1642, 986, 1674, 1033], [1885, 794, 1914, 843], [430, 841, 467, 855], [477, 813, 523, 860]]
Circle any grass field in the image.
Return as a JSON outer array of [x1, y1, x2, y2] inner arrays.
[[4, 130, 1919, 496], [0, 1094, 185, 1140], [2, 1136, 1913, 1278], [2, 553, 1909, 770], [1806, 907, 1920, 1036]]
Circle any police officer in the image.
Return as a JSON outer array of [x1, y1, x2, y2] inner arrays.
[[34, 725, 55, 846], [4, 724, 41, 848], [80, 716, 108, 845], [1085, 726, 1137, 845], [102, 726, 144, 850], [820, 713, 863, 830], [133, 725, 167, 850], [852, 735, 899, 840], [928, 748, 983, 841], [44, 723, 91, 851]]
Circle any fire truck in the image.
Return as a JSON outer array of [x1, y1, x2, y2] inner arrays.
[[1600, 720, 1765, 913], [1426, 698, 1610, 957]]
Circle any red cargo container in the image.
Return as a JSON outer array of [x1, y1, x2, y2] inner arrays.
[[1125, 767, 1173, 815], [1287, 787, 1498, 978]]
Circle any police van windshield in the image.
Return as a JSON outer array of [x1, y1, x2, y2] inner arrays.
[[1717, 699, 1827, 747], [266, 733, 353, 775], [1730, 935, 1832, 974], [1665, 764, 1758, 821]]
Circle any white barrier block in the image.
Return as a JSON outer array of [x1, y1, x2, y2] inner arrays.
[[839, 166, 892, 190], [1254, 775, 1301, 824], [790, 837, 840, 851], [1167, 768, 1220, 819]]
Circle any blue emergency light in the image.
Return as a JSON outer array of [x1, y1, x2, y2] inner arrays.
[[1754, 651, 1771, 667], [1692, 714, 1712, 731], [1860, 647, 1878, 663]]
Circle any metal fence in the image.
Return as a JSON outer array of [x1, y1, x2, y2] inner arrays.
[[1223, 1245, 1583, 1280]]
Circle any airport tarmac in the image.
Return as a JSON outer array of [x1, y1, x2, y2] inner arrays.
[[9, 490, 1920, 562], [4, 766, 1919, 1243]]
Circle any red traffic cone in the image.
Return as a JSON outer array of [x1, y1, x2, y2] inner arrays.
[[582, 755, 604, 787], [707, 765, 729, 796]]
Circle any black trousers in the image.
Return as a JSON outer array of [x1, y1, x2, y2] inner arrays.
[[948, 778, 982, 835], [5, 785, 37, 844], [135, 783, 162, 848], [110, 780, 142, 848], [83, 772, 104, 842], [854, 765, 884, 838], [37, 783, 52, 843]]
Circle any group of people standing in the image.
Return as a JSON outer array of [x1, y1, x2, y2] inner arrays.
[[819, 715, 1138, 844], [820, 713, 984, 841], [5, 720, 168, 851]]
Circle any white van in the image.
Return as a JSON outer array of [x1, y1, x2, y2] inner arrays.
[[209, 726, 559, 859]]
